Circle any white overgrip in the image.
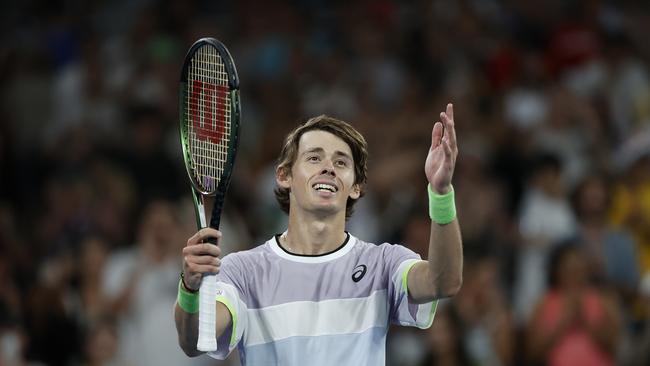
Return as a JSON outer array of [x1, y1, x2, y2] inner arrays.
[[197, 273, 218, 351]]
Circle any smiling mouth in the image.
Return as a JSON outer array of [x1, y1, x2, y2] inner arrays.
[[312, 183, 338, 193]]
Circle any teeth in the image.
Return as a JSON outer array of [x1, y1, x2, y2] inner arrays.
[[313, 183, 336, 192]]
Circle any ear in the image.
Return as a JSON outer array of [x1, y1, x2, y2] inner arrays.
[[276, 165, 292, 189], [349, 183, 361, 200]]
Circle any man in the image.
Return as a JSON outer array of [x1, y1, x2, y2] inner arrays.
[[174, 104, 463, 365]]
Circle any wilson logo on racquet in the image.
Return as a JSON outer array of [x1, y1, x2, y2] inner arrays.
[[352, 264, 367, 282], [189, 80, 228, 145]]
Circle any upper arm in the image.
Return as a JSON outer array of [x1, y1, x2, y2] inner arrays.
[[207, 253, 250, 359], [382, 244, 437, 329], [216, 300, 233, 338], [406, 260, 437, 304]]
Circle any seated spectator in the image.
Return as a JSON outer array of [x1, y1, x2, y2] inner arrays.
[[570, 174, 639, 297], [527, 244, 621, 366], [454, 256, 514, 366], [514, 153, 577, 324], [419, 306, 471, 366]]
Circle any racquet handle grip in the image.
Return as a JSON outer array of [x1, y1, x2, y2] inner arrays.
[[197, 273, 218, 352]]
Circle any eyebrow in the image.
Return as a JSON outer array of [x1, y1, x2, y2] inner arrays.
[[302, 147, 352, 160]]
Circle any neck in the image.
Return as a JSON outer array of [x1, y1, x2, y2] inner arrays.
[[283, 208, 347, 255]]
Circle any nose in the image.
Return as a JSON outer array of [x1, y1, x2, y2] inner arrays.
[[320, 159, 336, 176]]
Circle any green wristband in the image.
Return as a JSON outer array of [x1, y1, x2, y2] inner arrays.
[[428, 184, 456, 224], [177, 278, 199, 313]]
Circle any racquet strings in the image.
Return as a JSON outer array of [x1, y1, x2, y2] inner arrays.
[[186, 45, 232, 193]]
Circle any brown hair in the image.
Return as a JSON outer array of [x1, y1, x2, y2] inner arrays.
[[274, 115, 368, 219]]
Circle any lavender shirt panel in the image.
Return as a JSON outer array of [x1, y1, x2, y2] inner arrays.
[[218, 237, 420, 309]]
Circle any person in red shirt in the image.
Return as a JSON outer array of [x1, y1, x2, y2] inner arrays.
[[526, 244, 621, 366]]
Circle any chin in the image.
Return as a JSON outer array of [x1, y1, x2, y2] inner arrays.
[[311, 203, 343, 217]]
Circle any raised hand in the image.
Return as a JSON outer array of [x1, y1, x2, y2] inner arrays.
[[424, 103, 458, 194]]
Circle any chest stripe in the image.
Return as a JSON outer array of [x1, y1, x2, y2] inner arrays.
[[244, 289, 389, 346]]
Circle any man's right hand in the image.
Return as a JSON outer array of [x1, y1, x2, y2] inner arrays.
[[181, 228, 222, 291]]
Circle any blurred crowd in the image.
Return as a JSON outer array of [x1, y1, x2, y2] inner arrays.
[[1, 0, 650, 365]]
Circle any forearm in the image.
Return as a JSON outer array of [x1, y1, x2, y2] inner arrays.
[[174, 302, 204, 357], [174, 292, 233, 357], [426, 219, 463, 297], [407, 182, 463, 303], [407, 219, 463, 303]]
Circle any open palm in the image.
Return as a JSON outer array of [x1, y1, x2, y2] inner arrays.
[[425, 103, 458, 194]]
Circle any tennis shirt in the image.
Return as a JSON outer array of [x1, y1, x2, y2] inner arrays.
[[208, 233, 437, 365]]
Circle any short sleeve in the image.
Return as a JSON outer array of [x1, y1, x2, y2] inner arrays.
[[207, 253, 249, 360], [382, 244, 438, 329]]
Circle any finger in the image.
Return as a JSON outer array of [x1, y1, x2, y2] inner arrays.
[[185, 254, 221, 267], [446, 102, 453, 120], [443, 139, 453, 158], [186, 228, 222, 246], [185, 263, 220, 275], [198, 228, 222, 243], [431, 121, 443, 148], [441, 110, 457, 151], [183, 243, 222, 257]]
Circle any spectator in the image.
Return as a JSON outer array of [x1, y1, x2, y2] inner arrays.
[[100, 200, 203, 366], [79, 318, 129, 366], [570, 174, 639, 296], [454, 257, 514, 366], [419, 306, 472, 366], [527, 244, 621, 366], [514, 153, 577, 324], [610, 155, 650, 276]]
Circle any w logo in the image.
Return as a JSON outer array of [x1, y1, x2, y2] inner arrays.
[[189, 80, 228, 144]]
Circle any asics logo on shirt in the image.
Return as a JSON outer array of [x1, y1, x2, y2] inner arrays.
[[352, 264, 367, 282]]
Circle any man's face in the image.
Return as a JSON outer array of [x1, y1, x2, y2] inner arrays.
[[277, 130, 360, 217]]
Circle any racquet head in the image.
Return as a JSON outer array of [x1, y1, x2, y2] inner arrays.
[[179, 38, 240, 229]]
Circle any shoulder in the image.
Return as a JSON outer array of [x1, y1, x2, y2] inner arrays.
[[217, 240, 273, 290], [350, 235, 420, 265], [222, 240, 272, 266]]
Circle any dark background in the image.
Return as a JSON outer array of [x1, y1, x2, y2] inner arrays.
[[1, 0, 650, 365]]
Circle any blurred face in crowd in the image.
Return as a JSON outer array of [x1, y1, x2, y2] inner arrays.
[[557, 248, 589, 290], [277, 130, 360, 218], [536, 166, 565, 198], [575, 177, 608, 218]]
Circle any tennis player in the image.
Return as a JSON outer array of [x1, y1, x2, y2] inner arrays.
[[175, 103, 463, 365]]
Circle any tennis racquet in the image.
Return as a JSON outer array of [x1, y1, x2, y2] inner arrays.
[[179, 37, 240, 352]]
